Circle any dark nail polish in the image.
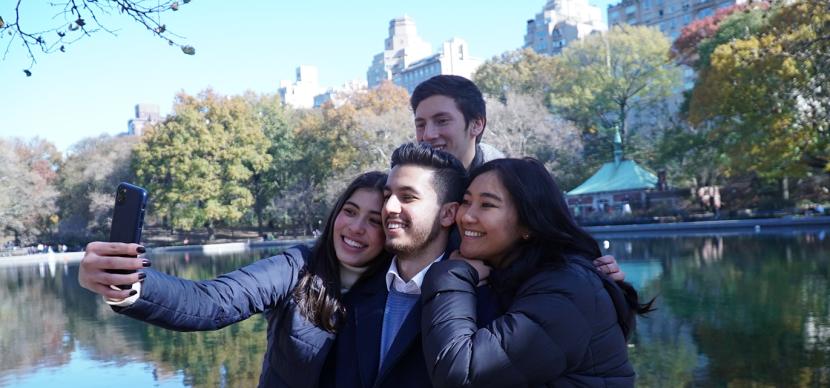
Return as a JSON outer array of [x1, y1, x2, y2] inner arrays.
[[137, 246, 146, 254], [129, 290, 137, 296], [138, 272, 146, 280], [142, 259, 151, 267]]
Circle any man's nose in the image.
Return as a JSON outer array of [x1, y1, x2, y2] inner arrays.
[[384, 195, 401, 214], [422, 123, 439, 140]]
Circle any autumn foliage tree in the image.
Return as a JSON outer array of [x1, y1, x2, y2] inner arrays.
[[687, 0, 830, 179]]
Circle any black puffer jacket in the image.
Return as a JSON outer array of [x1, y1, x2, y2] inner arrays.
[[115, 245, 335, 388], [420, 258, 635, 388]]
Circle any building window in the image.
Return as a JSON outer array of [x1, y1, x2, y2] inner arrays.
[[625, 5, 636, 14]]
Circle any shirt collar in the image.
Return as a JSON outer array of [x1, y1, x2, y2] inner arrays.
[[385, 254, 444, 295]]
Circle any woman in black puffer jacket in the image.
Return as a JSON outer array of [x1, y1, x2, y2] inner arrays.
[[420, 158, 653, 387]]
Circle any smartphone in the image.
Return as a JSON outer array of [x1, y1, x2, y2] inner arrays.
[[108, 182, 149, 289]]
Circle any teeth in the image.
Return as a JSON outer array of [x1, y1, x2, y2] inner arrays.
[[464, 230, 483, 237], [387, 222, 405, 230], [343, 237, 365, 248]]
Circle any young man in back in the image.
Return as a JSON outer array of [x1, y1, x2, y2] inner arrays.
[[409, 75, 623, 280], [410, 75, 502, 172]]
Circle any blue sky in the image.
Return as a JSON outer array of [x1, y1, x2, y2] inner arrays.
[[1, 0, 614, 153]]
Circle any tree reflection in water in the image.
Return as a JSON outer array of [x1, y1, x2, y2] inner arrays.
[[606, 233, 830, 387], [1, 236, 829, 387]]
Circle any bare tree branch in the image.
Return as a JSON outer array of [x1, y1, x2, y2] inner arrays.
[[0, 0, 194, 75]]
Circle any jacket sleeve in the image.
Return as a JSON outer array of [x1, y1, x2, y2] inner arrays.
[[420, 260, 592, 388], [114, 247, 306, 332]]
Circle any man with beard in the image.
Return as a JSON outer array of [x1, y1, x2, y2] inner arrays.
[[323, 142, 478, 388]]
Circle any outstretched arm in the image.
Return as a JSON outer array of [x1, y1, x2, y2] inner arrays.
[[80, 242, 305, 331]]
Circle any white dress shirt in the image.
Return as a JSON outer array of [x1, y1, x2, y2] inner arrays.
[[384, 254, 444, 295]]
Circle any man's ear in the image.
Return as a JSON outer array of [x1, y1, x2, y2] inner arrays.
[[440, 202, 459, 228], [468, 117, 485, 139]]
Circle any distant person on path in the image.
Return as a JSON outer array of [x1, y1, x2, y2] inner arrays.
[[79, 171, 392, 387], [420, 158, 653, 387]]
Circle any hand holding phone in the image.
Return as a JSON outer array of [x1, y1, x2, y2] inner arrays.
[[108, 182, 148, 289]]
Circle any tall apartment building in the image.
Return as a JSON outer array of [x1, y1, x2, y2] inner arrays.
[[366, 16, 433, 88], [367, 16, 482, 93], [608, 0, 746, 40], [127, 103, 160, 136], [314, 79, 369, 108], [608, 0, 748, 89], [393, 38, 482, 94], [524, 0, 607, 55], [278, 65, 324, 109]]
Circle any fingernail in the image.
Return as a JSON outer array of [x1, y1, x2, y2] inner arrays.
[[137, 246, 146, 254], [129, 290, 137, 296], [142, 259, 151, 267], [138, 272, 146, 280]]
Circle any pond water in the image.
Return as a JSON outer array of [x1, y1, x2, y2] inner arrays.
[[1, 232, 828, 387]]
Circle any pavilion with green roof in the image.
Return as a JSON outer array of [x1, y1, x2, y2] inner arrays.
[[566, 130, 661, 216]]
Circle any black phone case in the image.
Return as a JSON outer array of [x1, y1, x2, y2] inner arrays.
[[108, 182, 148, 289]]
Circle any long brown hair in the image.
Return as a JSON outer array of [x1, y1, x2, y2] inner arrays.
[[292, 171, 391, 332]]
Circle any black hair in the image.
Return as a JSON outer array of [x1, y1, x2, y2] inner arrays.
[[410, 75, 487, 143], [470, 158, 655, 337], [293, 171, 392, 332], [390, 142, 468, 205]]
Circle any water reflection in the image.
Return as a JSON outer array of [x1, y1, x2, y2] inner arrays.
[[604, 232, 830, 387], [1, 235, 829, 387]]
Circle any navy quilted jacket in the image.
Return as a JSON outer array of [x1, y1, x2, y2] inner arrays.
[[115, 245, 335, 388], [420, 258, 635, 388]]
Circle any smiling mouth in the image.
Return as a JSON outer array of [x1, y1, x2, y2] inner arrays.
[[463, 230, 483, 237], [342, 236, 366, 249], [386, 220, 407, 231]]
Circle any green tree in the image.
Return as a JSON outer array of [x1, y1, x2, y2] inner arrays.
[[243, 93, 294, 236], [552, 24, 682, 144], [473, 48, 562, 99], [134, 90, 270, 240]]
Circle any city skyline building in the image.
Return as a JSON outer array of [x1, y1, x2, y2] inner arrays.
[[126, 103, 161, 136], [393, 38, 482, 94], [366, 16, 433, 88], [313, 79, 369, 108], [524, 0, 607, 55], [607, 0, 747, 89], [278, 65, 325, 109]]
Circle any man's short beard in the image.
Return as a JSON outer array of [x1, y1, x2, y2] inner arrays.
[[385, 215, 443, 256]]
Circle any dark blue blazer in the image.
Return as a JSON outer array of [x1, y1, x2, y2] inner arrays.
[[326, 245, 499, 388]]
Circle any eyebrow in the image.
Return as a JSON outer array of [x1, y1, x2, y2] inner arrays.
[[344, 200, 381, 215], [386, 185, 420, 195], [415, 112, 452, 121], [465, 190, 502, 202]]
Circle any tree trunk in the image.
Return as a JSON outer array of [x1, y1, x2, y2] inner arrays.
[[782, 176, 790, 201], [206, 220, 215, 241], [618, 100, 627, 139]]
